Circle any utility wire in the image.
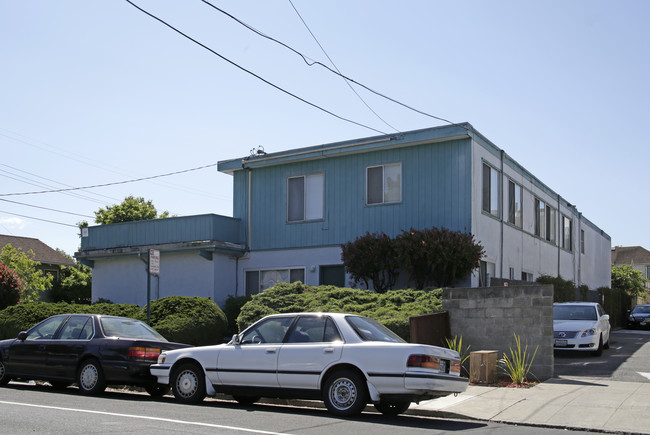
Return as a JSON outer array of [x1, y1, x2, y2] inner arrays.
[[287, 0, 399, 133], [199, 1, 466, 130], [125, 0, 387, 135], [0, 163, 217, 197], [0, 198, 94, 218], [0, 210, 77, 228]]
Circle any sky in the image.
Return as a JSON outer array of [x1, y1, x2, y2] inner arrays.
[[1, 1, 649, 259]]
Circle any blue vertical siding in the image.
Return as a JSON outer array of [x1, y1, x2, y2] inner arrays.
[[234, 138, 472, 250]]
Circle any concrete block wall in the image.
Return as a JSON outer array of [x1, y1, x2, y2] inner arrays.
[[442, 284, 554, 381]]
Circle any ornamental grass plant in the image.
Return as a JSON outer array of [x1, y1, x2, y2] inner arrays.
[[500, 333, 539, 385]]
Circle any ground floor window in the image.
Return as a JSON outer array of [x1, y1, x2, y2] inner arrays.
[[245, 268, 305, 296], [319, 265, 345, 287]]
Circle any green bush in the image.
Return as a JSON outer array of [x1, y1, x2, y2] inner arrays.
[[223, 295, 252, 335], [147, 296, 228, 345], [536, 275, 577, 302], [237, 282, 442, 341]]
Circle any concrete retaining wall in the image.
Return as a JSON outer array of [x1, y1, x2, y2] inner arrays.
[[442, 284, 554, 381]]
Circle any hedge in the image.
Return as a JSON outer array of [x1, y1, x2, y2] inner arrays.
[[237, 282, 443, 341]]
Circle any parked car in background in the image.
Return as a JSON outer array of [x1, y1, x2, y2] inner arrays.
[[0, 314, 189, 395], [553, 302, 611, 356], [626, 305, 650, 329], [150, 312, 468, 417]]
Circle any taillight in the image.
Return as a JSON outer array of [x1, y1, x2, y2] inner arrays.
[[450, 359, 461, 375], [127, 346, 161, 361], [407, 354, 440, 370]]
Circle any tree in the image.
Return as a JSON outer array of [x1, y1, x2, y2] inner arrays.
[[611, 265, 647, 298], [395, 227, 484, 289], [0, 244, 53, 302], [341, 232, 399, 293], [0, 262, 21, 310], [93, 195, 170, 225], [50, 264, 92, 304]]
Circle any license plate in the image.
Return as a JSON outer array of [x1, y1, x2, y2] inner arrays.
[[439, 360, 447, 373], [555, 339, 568, 346]]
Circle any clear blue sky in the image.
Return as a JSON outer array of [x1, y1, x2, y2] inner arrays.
[[1, 1, 649, 258]]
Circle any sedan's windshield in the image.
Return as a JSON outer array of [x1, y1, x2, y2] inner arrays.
[[100, 317, 167, 341], [632, 305, 650, 314], [554, 305, 597, 321], [346, 316, 405, 343]]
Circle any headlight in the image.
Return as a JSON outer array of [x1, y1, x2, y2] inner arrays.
[[581, 328, 597, 337]]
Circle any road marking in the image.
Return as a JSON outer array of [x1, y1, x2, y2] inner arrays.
[[639, 373, 650, 380], [0, 400, 291, 434]]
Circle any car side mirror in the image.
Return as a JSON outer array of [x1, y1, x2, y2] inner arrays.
[[17, 331, 27, 341], [602, 314, 610, 320], [231, 334, 240, 345]]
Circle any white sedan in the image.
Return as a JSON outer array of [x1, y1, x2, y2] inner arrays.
[[553, 302, 611, 356], [151, 312, 468, 416]]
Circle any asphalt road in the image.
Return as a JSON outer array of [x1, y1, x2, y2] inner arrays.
[[554, 328, 650, 381], [0, 383, 588, 435]]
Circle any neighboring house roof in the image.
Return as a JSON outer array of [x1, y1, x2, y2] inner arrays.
[[611, 246, 650, 265], [0, 234, 75, 267]]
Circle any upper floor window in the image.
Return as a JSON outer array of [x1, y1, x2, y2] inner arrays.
[[534, 198, 556, 243], [367, 163, 401, 205], [507, 180, 522, 227], [482, 163, 499, 217], [562, 214, 573, 251], [287, 174, 324, 222]]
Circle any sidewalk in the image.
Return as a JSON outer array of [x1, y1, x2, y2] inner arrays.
[[408, 377, 650, 434]]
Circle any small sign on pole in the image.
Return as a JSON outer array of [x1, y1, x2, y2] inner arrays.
[[149, 249, 160, 275]]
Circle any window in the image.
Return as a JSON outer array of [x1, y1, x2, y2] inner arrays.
[[287, 316, 342, 343], [580, 229, 585, 254], [287, 174, 324, 222], [366, 163, 401, 205], [562, 215, 573, 251], [521, 271, 533, 282], [509, 267, 515, 280], [245, 268, 306, 296], [482, 163, 499, 217], [534, 198, 556, 243], [508, 180, 522, 227]]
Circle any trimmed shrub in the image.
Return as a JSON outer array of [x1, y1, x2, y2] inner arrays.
[[147, 296, 228, 345], [237, 282, 442, 341], [536, 275, 577, 302], [223, 295, 252, 335]]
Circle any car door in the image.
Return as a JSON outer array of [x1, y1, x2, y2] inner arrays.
[[6, 315, 68, 378], [277, 316, 343, 390], [47, 315, 94, 379], [596, 304, 611, 342], [216, 316, 294, 388]]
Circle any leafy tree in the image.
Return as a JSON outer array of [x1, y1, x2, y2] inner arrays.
[[0, 244, 53, 302], [50, 264, 92, 304], [341, 232, 399, 293], [93, 195, 170, 225], [611, 265, 647, 298], [395, 227, 484, 289], [0, 262, 21, 310]]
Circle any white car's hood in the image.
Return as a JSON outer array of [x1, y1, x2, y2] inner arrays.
[[554, 319, 597, 331]]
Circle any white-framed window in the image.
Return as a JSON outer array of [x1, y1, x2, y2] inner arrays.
[[366, 163, 401, 205], [521, 271, 533, 282], [482, 163, 499, 217], [562, 214, 573, 251], [580, 229, 585, 254], [287, 173, 324, 222], [509, 267, 515, 280], [245, 268, 306, 296], [534, 198, 556, 244], [507, 180, 522, 228]]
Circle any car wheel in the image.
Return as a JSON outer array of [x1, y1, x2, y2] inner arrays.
[[592, 335, 603, 357], [233, 395, 260, 406], [0, 359, 10, 386], [145, 383, 171, 397], [603, 332, 610, 350], [323, 369, 368, 417], [374, 400, 410, 417], [77, 358, 106, 395], [171, 362, 206, 404]]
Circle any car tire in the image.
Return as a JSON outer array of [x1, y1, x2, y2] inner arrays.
[[374, 400, 410, 417], [592, 335, 603, 357], [171, 362, 206, 404], [145, 383, 171, 397], [603, 332, 610, 350], [233, 395, 260, 406], [323, 369, 368, 417], [0, 359, 10, 386], [77, 358, 106, 395]]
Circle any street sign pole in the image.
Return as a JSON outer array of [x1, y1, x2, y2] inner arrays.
[[147, 249, 160, 325]]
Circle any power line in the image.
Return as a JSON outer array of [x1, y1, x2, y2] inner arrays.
[[0, 163, 218, 197], [0, 198, 94, 218], [199, 1, 466, 130], [125, 0, 387, 135], [0, 210, 78, 228]]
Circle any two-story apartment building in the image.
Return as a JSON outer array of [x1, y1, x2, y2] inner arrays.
[[76, 123, 611, 306]]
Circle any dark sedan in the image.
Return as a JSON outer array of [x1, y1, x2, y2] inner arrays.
[[0, 314, 188, 396], [626, 305, 650, 329]]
